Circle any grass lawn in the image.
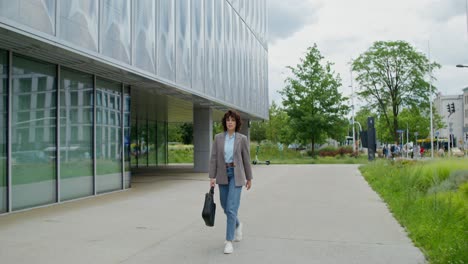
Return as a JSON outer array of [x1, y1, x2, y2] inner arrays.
[[359, 159, 468, 264]]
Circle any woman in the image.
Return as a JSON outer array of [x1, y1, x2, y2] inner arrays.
[[208, 110, 253, 254]]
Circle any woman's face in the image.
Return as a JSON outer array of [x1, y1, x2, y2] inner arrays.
[[226, 116, 236, 132]]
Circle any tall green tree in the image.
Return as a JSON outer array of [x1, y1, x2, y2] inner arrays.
[[280, 44, 349, 154], [352, 41, 440, 143]]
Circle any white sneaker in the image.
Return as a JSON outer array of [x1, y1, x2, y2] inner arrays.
[[234, 222, 243, 242], [224, 241, 234, 254]]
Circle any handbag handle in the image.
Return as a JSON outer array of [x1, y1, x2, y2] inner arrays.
[[210, 186, 214, 194]]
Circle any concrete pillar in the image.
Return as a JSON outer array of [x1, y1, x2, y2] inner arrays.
[[193, 107, 213, 172]]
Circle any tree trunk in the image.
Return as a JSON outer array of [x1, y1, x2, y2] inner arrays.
[[393, 117, 399, 143]]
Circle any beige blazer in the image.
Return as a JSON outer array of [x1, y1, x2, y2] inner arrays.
[[208, 132, 253, 187]]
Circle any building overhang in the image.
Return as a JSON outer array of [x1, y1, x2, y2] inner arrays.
[[0, 23, 265, 122]]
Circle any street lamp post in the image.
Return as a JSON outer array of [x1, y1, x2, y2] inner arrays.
[[350, 68, 356, 153], [428, 42, 434, 159]]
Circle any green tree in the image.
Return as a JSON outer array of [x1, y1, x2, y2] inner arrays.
[[398, 107, 444, 143], [354, 107, 374, 132], [250, 121, 267, 142], [280, 44, 349, 154], [180, 123, 193, 144], [352, 41, 441, 143], [168, 123, 182, 143], [266, 102, 293, 144]]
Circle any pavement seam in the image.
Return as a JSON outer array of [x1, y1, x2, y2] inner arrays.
[[248, 235, 412, 247]]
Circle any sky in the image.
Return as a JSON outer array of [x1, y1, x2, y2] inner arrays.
[[267, 0, 468, 109]]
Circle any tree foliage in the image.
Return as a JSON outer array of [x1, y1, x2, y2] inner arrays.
[[168, 123, 193, 144], [266, 101, 294, 144], [250, 121, 267, 142], [352, 41, 440, 143], [280, 44, 349, 153]]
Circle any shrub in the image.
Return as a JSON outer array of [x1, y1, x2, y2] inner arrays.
[[318, 146, 338, 157], [338, 146, 353, 156]]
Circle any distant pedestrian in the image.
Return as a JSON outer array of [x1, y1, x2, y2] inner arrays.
[[209, 110, 253, 254], [390, 145, 395, 158]]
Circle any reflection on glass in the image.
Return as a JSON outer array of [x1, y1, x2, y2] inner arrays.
[[124, 86, 130, 188], [134, 0, 156, 73], [0, 0, 56, 35], [100, 0, 131, 64], [138, 119, 148, 167], [11, 55, 56, 211], [191, 0, 204, 93], [238, 0, 245, 20], [0, 50, 7, 213], [59, 0, 98, 51], [215, 0, 224, 100], [204, 0, 215, 97], [247, 32, 253, 112], [130, 118, 138, 167], [148, 120, 156, 166], [157, 122, 167, 165], [239, 19, 245, 109], [176, 0, 191, 88], [158, 0, 175, 81], [96, 78, 122, 193], [224, 4, 232, 103], [60, 68, 94, 201], [232, 13, 239, 107]]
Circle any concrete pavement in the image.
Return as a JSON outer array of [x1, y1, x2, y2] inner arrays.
[[0, 164, 426, 264]]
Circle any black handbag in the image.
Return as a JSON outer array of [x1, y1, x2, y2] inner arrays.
[[202, 186, 216, 227]]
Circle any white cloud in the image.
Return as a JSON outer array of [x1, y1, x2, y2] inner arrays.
[[268, 0, 468, 108], [267, 0, 321, 43]]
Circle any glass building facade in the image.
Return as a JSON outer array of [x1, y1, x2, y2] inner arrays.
[[0, 0, 268, 213]]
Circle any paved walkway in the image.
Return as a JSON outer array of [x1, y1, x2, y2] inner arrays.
[[0, 165, 426, 264]]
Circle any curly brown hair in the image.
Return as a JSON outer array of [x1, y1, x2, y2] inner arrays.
[[222, 110, 242, 132]]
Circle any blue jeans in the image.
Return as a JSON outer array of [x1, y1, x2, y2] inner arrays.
[[218, 167, 242, 241]]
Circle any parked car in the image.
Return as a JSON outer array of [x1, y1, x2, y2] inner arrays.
[[450, 147, 464, 157]]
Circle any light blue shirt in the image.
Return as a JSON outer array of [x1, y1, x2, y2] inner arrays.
[[224, 132, 235, 163]]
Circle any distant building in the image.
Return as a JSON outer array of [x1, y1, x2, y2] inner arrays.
[[433, 92, 466, 149]]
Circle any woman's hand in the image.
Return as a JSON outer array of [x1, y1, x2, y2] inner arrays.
[[245, 179, 252, 190], [210, 178, 216, 187]]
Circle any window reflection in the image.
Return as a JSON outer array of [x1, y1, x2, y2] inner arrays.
[[0, 50, 6, 213], [96, 78, 122, 193], [204, 0, 215, 97], [59, 0, 99, 51], [123, 86, 130, 188], [100, 0, 131, 64], [11, 55, 57, 211], [0, 0, 56, 35], [176, 0, 191, 87], [191, 0, 204, 92], [60, 68, 94, 201], [134, 0, 156, 73]]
